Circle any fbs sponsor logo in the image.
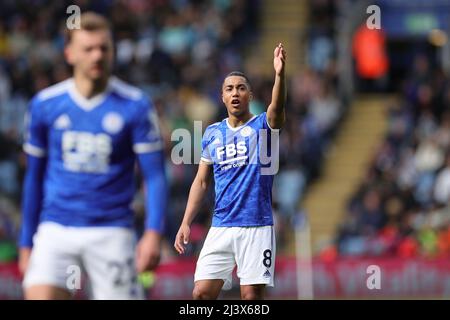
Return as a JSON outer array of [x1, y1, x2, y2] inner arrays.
[[216, 141, 247, 160]]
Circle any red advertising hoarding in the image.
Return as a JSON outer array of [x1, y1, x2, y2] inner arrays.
[[2, 257, 450, 299]]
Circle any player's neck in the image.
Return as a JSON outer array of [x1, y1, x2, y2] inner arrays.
[[227, 112, 254, 128], [73, 73, 109, 99]]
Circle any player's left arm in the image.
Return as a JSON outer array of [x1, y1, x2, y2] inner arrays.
[[135, 150, 168, 272], [132, 97, 168, 272], [267, 43, 287, 130]]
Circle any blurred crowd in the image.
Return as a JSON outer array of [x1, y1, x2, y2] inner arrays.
[[1, 0, 448, 269], [335, 55, 450, 259], [0, 0, 344, 261]]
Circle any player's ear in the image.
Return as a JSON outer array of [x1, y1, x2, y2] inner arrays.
[[64, 45, 74, 66], [222, 94, 225, 104]]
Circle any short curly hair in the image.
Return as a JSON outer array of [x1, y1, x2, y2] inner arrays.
[[222, 71, 251, 90]]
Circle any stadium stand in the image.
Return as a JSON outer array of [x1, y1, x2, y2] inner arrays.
[[2, 0, 449, 300], [0, 0, 344, 263]]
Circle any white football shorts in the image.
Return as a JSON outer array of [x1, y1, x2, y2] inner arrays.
[[23, 222, 143, 300], [194, 225, 275, 290]]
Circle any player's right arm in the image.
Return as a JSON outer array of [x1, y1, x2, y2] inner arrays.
[[19, 97, 48, 274], [174, 161, 212, 254], [267, 43, 287, 129]]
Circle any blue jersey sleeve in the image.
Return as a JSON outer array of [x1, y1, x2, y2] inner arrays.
[[132, 96, 167, 233], [200, 127, 214, 164], [131, 97, 163, 155], [262, 112, 280, 132], [23, 97, 48, 157], [20, 97, 48, 247], [20, 152, 47, 247], [137, 151, 167, 233]]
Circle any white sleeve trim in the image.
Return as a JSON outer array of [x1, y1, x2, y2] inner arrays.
[[23, 143, 46, 157], [133, 141, 163, 154], [200, 157, 213, 164], [265, 114, 281, 131]]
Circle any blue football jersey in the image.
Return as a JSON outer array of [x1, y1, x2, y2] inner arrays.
[[23, 77, 162, 228], [201, 112, 279, 227]]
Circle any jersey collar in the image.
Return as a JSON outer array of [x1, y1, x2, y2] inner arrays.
[[225, 115, 257, 131], [67, 78, 111, 111]]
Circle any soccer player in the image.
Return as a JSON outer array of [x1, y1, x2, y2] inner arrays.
[[19, 12, 167, 300], [174, 43, 286, 300]]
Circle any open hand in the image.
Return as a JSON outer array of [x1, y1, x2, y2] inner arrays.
[[174, 224, 190, 254], [135, 230, 161, 272], [19, 247, 32, 275], [274, 43, 286, 75]]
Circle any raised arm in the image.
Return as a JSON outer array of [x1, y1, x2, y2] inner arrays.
[[174, 161, 212, 254], [267, 43, 287, 129]]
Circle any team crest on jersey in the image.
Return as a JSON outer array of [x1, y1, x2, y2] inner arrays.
[[54, 114, 71, 129], [102, 112, 124, 134], [240, 126, 252, 137]]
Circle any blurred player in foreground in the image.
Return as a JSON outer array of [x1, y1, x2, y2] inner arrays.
[[174, 43, 286, 300], [19, 12, 167, 299]]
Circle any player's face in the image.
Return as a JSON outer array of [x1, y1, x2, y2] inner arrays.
[[222, 76, 252, 118], [65, 29, 113, 81]]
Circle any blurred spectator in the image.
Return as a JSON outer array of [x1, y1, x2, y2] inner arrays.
[[0, 195, 19, 262], [335, 57, 450, 258], [0, 0, 345, 260], [352, 24, 389, 92], [434, 153, 450, 205]]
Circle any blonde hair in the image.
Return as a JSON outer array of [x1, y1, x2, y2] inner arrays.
[[65, 12, 111, 44]]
